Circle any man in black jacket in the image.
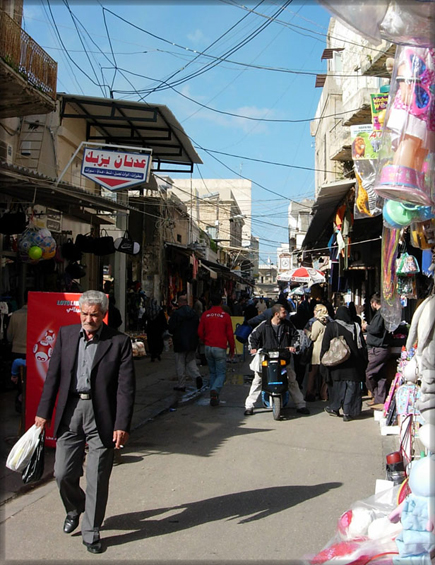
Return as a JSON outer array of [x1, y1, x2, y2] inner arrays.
[[244, 304, 310, 416], [168, 294, 203, 392], [35, 291, 135, 554], [362, 294, 392, 405]]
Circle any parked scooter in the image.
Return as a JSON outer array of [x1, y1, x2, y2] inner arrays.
[[259, 348, 289, 420]]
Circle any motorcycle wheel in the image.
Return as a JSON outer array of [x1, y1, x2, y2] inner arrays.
[[272, 395, 281, 420]]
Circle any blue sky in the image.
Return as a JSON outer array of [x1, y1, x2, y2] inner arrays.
[[23, 0, 332, 263]]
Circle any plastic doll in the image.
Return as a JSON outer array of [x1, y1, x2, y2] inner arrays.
[[375, 46, 435, 206], [389, 455, 435, 561]]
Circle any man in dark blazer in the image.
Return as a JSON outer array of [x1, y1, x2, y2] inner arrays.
[[35, 290, 135, 554]]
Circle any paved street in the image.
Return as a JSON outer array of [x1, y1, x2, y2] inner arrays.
[[1, 350, 395, 562]]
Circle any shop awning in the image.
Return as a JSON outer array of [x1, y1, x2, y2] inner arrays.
[[302, 179, 355, 252], [199, 261, 218, 279], [59, 94, 202, 174], [0, 161, 138, 222]]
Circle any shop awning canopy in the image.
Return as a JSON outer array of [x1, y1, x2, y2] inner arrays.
[[59, 94, 202, 174], [302, 179, 355, 252], [0, 161, 139, 222]]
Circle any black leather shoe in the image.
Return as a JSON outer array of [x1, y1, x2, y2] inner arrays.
[[324, 406, 340, 417], [83, 540, 102, 554], [63, 515, 80, 534], [297, 407, 310, 415], [343, 414, 353, 422], [244, 408, 254, 416]]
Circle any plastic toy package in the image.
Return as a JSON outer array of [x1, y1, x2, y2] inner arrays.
[[317, 1, 435, 48], [303, 485, 403, 564], [374, 45, 435, 208]]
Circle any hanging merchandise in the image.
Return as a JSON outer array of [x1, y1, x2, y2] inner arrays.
[[381, 225, 402, 331], [61, 238, 82, 262], [75, 233, 96, 254], [396, 252, 420, 276], [351, 124, 383, 219], [113, 231, 141, 255], [382, 200, 432, 229], [0, 204, 27, 235], [93, 230, 115, 256], [65, 261, 86, 279], [374, 45, 434, 207], [17, 226, 56, 264], [410, 218, 435, 250]]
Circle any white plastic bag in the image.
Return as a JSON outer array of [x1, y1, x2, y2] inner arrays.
[[6, 424, 42, 472], [249, 352, 262, 373]]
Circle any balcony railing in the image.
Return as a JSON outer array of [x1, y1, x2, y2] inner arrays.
[[0, 10, 57, 99]]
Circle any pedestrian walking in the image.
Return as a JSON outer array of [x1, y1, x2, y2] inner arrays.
[[244, 304, 310, 416], [144, 299, 168, 362], [321, 306, 368, 421], [362, 294, 393, 406], [34, 290, 135, 554], [168, 294, 203, 392], [305, 304, 330, 402], [198, 293, 235, 406]]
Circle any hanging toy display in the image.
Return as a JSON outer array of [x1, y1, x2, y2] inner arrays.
[[374, 46, 435, 207], [381, 224, 402, 331], [17, 225, 56, 264]]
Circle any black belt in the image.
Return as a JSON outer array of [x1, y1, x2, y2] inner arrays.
[[70, 392, 92, 400]]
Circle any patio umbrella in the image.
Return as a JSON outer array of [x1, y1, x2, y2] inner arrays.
[[277, 267, 326, 285]]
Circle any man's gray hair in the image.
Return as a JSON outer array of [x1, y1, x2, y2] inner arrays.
[[79, 290, 109, 314]]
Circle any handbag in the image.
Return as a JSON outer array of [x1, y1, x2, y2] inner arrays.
[[65, 261, 87, 279], [61, 238, 82, 261], [234, 322, 252, 344], [75, 233, 96, 254], [0, 204, 27, 235], [114, 230, 141, 255], [93, 230, 115, 256], [321, 323, 351, 367], [6, 424, 42, 472], [22, 429, 45, 484]]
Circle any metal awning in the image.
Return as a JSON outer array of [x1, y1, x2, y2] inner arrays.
[[0, 161, 138, 222], [302, 179, 355, 252], [199, 261, 218, 279], [59, 94, 202, 174], [321, 47, 344, 60]]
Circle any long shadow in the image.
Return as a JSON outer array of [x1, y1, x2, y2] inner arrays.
[[102, 482, 341, 547]]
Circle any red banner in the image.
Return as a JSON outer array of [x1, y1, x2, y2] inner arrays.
[[26, 292, 82, 447]]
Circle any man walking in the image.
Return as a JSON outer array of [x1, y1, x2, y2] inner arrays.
[[362, 294, 392, 406], [244, 304, 310, 416], [35, 290, 135, 554], [168, 294, 203, 392], [198, 293, 235, 406]]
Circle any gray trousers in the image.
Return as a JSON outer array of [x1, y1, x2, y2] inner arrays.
[[365, 346, 391, 405], [174, 350, 201, 387], [54, 397, 114, 545]]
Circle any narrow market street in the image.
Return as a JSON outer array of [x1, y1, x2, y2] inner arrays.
[[1, 351, 394, 562]]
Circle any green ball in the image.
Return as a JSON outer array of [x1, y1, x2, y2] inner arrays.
[[28, 246, 43, 260]]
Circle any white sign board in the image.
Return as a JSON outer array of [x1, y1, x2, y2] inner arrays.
[[81, 148, 152, 191]]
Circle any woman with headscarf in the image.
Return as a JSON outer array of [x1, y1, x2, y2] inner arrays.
[[305, 304, 330, 402], [144, 299, 168, 362], [320, 306, 368, 421]]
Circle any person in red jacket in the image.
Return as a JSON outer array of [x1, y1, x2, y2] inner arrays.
[[198, 293, 235, 406]]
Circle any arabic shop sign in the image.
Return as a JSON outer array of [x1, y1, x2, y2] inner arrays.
[[81, 148, 152, 191]]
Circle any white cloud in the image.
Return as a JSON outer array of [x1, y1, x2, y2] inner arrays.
[[187, 29, 207, 45]]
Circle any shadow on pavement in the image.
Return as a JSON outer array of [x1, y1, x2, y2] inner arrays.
[[102, 482, 342, 547]]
